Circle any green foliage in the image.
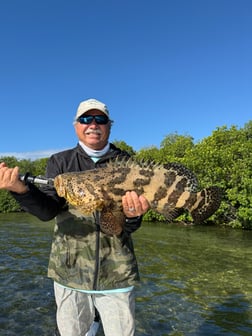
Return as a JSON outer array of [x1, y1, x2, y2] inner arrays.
[[0, 189, 21, 212], [185, 122, 252, 229], [143, 209, 166, 222], [134, 146, 160, 163], [135, 121, 252, 229], [0, 156, 48, 213], [160, 133, 194, 163], [0, 156, 19, 167], [112, 140, 136, 156], [31, 158, 48, 176], [1, 121, 251, 229]]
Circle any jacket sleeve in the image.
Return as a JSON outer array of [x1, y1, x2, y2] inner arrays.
[[11, 183, 66, 221], [11, 155, 67, 221], [124, 216, 142, 235]]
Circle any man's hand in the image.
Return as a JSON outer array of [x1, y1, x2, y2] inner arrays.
[[122, 191, 150, 218], [0, 162, 28, 193]]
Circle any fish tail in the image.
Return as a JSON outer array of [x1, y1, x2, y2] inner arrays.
[[190, 186, 222, 223]]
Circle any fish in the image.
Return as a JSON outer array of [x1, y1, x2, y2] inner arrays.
[[53, 160, 222, 235]]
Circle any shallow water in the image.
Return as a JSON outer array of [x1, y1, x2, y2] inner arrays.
[[1, 213, 252, 335]]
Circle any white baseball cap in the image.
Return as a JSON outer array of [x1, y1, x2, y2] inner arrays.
[[75, 98, 109, 120]]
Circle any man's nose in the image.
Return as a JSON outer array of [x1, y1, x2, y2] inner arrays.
[[89, 120, 99, 126]]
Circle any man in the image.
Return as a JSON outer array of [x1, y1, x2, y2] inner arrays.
[[0, 98, 150, 336]]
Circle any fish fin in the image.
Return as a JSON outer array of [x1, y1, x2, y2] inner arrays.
[[100, 208, 124, 236], [163, 162, 199, 192], [155, 207, 185, 222]]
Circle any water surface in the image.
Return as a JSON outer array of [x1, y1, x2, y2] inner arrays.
[[1, 213, 252, 335]]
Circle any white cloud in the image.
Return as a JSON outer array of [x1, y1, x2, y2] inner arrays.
[[0, 149, 63, 161]]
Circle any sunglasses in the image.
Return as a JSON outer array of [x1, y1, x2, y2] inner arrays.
[[77, 115, 109, 125]]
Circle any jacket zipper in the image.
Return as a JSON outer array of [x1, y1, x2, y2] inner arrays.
[[93, 211, 101, 290]]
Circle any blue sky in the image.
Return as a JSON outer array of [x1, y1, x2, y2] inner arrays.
[[0, 0, 251, 160]]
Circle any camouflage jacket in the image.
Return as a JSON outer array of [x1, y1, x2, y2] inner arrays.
[[12, 143, 141, 290]]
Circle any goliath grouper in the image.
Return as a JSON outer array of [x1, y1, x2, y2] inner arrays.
[[51, 160, 222, 235]]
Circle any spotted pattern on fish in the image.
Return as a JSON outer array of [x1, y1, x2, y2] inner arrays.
[[54, 160, 222, 234], [100, 208, 125, 236]]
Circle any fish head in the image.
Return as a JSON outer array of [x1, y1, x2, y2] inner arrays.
[[54, 172, 106, 214]]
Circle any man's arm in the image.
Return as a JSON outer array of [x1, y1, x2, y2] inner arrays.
[[0, 162, 65, 221]]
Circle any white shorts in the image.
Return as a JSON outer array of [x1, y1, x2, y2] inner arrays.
[[54, 282, 136, 336]]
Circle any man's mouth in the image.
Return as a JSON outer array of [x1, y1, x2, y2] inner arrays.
[[85, 129, 102, 135]]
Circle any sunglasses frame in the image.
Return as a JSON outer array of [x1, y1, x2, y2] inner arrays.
[[77, 115, 110, 125]]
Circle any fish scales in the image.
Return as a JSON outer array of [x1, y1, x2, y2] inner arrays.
[[54, 160, 222, 234]]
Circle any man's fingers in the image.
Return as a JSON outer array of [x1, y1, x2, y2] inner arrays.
[[139, 195, 150, 212], [122, 191, 150, 217]]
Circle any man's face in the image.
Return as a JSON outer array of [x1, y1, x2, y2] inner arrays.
[[74, 109, 111, 150]]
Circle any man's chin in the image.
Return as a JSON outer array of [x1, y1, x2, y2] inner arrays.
[[85, 140, 106, 150], [86, 136, 101, 143]]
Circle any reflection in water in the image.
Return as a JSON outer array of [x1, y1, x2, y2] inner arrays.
[[1, 213, 252, 335], [134, 222, 252, 335]]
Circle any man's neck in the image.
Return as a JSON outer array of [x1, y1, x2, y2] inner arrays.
[[79, 141, 110, 157]]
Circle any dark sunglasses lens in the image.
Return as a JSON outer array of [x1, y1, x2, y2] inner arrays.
[[94, 115, 109, 124], [78, 116, 93, 124], [78, 115, 109, 124]]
